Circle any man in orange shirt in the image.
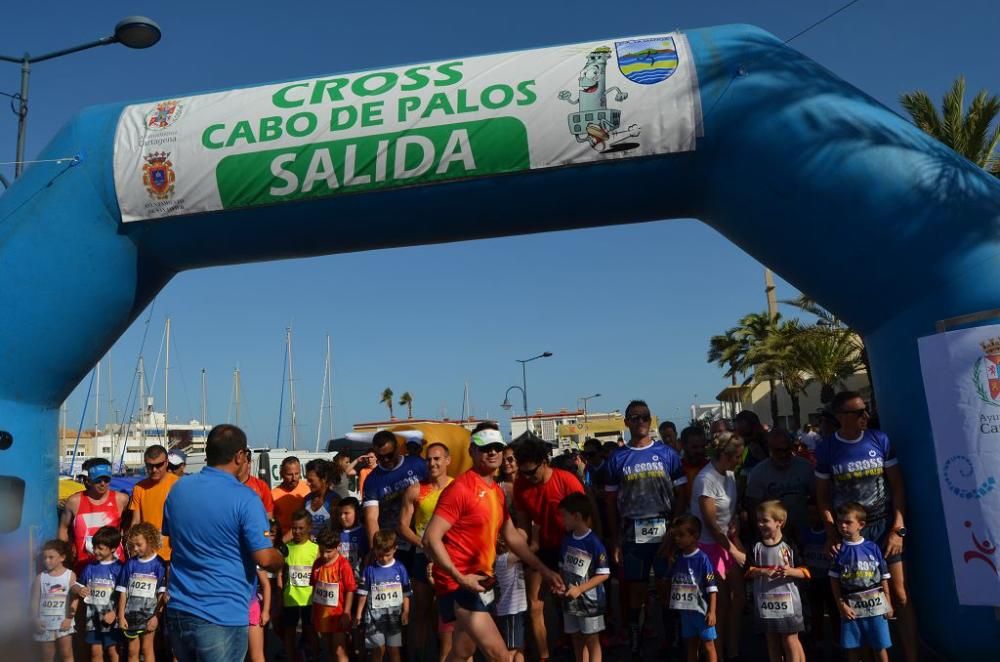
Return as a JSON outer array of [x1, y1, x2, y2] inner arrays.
[[129, 445, 179, 561], [271, 455, 309, 534], [238, 448, 274, 518]]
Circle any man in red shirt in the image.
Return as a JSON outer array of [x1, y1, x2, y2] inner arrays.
[[423, 423, 564, 662], [59, 458, 129, 572], [238, 448, 274, 518], [513, 436, 586, 661]]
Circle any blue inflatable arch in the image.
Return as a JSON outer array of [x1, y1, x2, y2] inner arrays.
[[1, 24, 998, 655]]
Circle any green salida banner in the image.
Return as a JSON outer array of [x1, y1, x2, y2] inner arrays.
[[113, 33, 701, 223]]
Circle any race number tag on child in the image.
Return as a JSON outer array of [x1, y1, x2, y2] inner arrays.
[[759, 591, 793, 619], [848, 588, 888, 618], [314, 581, 340, 607], [634, 517, 666, 543], [129, 574, 157, 600], [371, 582, 403, 610], [669, 583, 699, 610], [565, 548, 592, 577], [289, 566, 311, 587], [88, 579, 114, 606]]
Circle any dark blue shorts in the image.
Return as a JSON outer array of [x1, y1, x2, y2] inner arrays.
[[862, 519, 903, 565], [622, 540, 670, 582], [437, 587, 495, 624], [84, 630, 122, 647]]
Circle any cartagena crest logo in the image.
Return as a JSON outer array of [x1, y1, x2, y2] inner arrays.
[[142, 152, 176, 200], [145, 100, 184, 130], [614, 37, 679, 85], [972, 337, 1000, 407]]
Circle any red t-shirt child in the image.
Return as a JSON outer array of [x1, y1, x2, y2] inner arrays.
[[311, 554, 357, 633], [431, 470, 509, 595], [514, 468, 585, 550]]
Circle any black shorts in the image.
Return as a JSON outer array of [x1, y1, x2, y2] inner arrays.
[[396, 546, 417, 576], [281, 605, 312, 629], [412, 550, 431, 584], [437, 587, 495, 624]]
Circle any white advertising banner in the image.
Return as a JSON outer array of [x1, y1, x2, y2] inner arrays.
[[918, 325, 1000, 606], [113, 33, 702, 223]]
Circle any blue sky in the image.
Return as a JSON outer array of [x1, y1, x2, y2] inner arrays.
[[3, 1, 997, 447]]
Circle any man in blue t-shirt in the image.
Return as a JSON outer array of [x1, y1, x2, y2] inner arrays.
[[362, 431, 428, 562], [603, 399, 687, 657], [162, 425, 283, 662], [815, 391, 918, 662]]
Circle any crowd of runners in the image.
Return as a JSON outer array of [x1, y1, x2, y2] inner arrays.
[[37, 390, 919, 662]]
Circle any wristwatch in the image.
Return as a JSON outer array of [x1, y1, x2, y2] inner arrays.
[[894, 527, 907, 538]]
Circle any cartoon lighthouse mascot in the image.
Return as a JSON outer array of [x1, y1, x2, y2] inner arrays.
[[558, 46, 640, 152]]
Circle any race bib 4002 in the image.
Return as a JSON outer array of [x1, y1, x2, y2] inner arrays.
[[849, 588, 888, 618]]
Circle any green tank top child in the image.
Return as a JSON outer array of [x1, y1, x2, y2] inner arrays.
[[283, 539, 319, 607]]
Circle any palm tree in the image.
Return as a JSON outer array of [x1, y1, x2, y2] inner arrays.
[[380, 387, 395, 419], [708, 327, 749, 386], [734, 312, 782, 426], [781, 294, 876, 412], [399, 392, 413, 419], [754, 320, 808, 429], [787, 326, 863, 404], [900, 76, 1000, 176]]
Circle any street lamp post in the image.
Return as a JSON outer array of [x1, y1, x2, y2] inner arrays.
[[578, 393, 601, 446], [500, 385, 527, 436], [515, 352, 552, 435], [0, 16, 161, 179]]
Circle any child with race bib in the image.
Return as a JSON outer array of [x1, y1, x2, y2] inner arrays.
[[334, 497, 368, 583], [312, 528, 356, 662], [354, 530, 411, 662], [557, 492, 610, 662], [282, 509, 320, 662], [829, 502, 893, 662], [72, 526, 123, 661], [745, 500, 808, 662], [116, 522, 167, 662], [667, 515, 718, 662], [31, 538, 77, 661]]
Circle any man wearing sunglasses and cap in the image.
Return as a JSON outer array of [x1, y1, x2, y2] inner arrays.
[[423, 422, 565, 662], [59, 458, 129, 574]]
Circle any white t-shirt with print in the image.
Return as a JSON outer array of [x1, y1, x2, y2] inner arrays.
[[690, 463, 737, 545]]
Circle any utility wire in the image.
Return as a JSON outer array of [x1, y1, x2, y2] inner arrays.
[[784, 0, 864, 45]]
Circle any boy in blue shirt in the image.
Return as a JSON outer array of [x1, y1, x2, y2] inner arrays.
[[354, 530, 411, 662], [829, 502, 893, 662], [558, 492, 610, 662], [335, 497, 369, 583], [668, 514, 718, 662], [72, 526, 124, 660]]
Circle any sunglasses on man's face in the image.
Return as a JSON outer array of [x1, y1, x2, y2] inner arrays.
[[626, 414, 651, 424], [92, 476, 111, 484], [838, 408, 870, 418], [145, 459, 167, 471], [476, 443, 506, 455]]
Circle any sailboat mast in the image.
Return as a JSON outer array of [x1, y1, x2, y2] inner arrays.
[[95, 360, 101, 434], [234, 366, 241, 426], [316, 335, 329, 452], [164, 317, 171, 445], [327, 335, 334, 440], [138, 357, 146, 447], [201, 368, 207, 442], [287, 327, 298, 451]]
